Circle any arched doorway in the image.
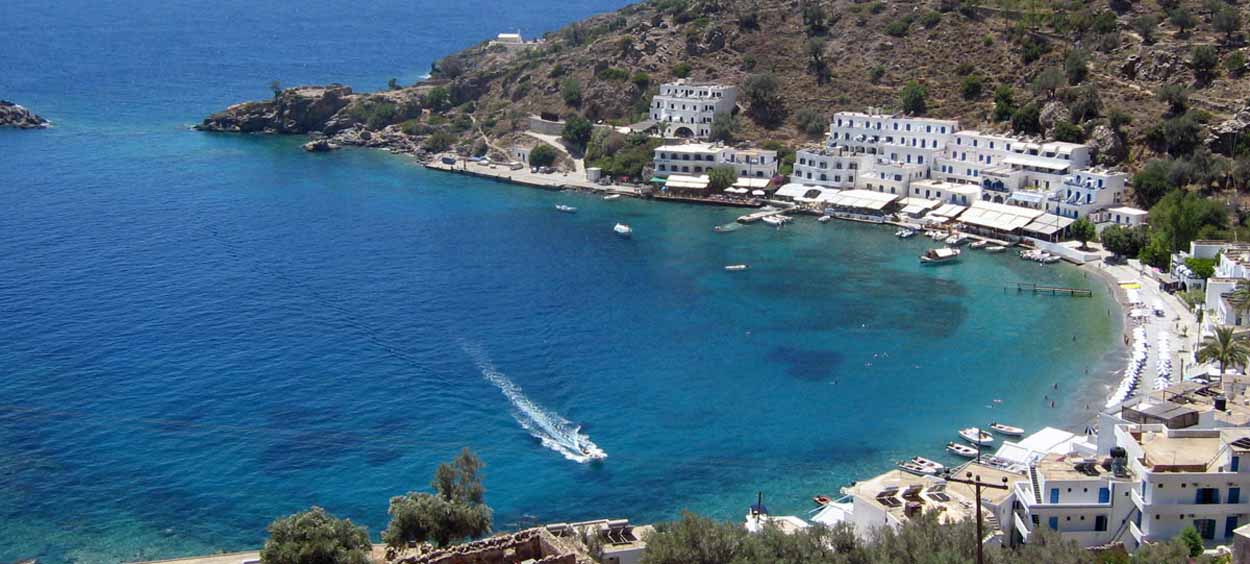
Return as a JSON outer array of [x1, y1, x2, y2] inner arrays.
[[674, 126, 695, 138]]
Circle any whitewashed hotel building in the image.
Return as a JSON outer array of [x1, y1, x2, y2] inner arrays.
[[649, 80, 738, 139], [651, 143, 777, 180], [792, 111, 958, 196]]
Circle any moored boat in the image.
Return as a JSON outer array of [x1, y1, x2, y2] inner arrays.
[[920, 247, 961, 265], [555, 204, 577, 213], [944, 232, 970, 246], [817, 215, 832, 223], [946, 441, 979, 458], [761, 215, 787, 227], [724, 264, 750, 271], [989, 422, 1025, 437], [812, 495, 832, 506], [969, 240, 989, 249], [959, 427, 994, 446], [985, 245, 1007, 253], [603, 194, 621, 200], [895, 228, 916, 238], [898, 459, 941, 476], [613, 223, 632, 238]]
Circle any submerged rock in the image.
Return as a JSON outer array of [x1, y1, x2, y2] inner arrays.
[[302, 138, 338, 152], [0, 100, 49, 129]]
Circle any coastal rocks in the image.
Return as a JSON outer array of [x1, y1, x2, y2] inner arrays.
[[302, 138, 338, 152], [1088, 124, 1127, 165], [1207, 102, 1250, 155], [195, 85, 354, 134], [0, 100, 49, 129]]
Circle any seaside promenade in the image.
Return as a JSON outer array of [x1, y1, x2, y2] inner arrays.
[[424, 155, 642, 196]]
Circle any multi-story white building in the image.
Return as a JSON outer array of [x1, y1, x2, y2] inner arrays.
[[1202, 242, 1250, 329], [793, 111, 958, 196], [792, 145, 862, 189], [651, 142, 777, 180], [649, 80, 738, 139]]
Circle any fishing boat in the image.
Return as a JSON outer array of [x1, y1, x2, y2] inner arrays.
[[603, 194, 621, 200], [613, 223, 632, 238], [555, 204, 577, 213], [817, 215, 832, 223], [724, 264, 750, 271], [897, 456, 946, 476], [989, 422, 1025, 437], [920, 247, 961, 265], [969, 240, 989, 249], [985, 245, 1007, 253], [959, 427, 994, 446], [946, 441, 979, 458]]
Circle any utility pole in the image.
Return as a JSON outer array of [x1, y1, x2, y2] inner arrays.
[[945, 471, 1010, 564]]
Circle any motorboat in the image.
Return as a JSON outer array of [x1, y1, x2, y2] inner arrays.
[[555, 204, 577, 213], [969, 240, 989, 249], [920, 247, 961, 265], [989, 422, 1025, 437], [603, 194, 621, 200], [897, 458, 943, 476], [944, 232, 971, 246], [724, 264, 750, 271], [959, 427, 994, 446], [985, 245, 1008, 253], [613, 223, 633, 238], [1042, 254, 1062, 264], [895, 228, 916, 239], [761, 215, 788, 227], [817, 215, 832, 223], [946, 441, 979, 458], [812, 495, 832, 506]]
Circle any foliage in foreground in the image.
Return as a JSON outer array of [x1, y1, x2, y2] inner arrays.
[[381, 448, 493, 548], [640, 511, 1217, 564], [259, 506, 371, 564]]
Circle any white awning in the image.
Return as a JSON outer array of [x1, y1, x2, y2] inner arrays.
[[1023, 214, 1074, 236], [664, 174, 709, 190], [1002, 155, 1071, 172], [931, 203, 967, 219], [827, 189, 900, 211], [733, 177, 772, 189]]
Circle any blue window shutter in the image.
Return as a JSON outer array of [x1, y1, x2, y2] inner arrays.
[[1050, 488, 1059, 504], [1048, 516, 1059, 530], [1233, 456, 1240, 472], [1098, 488, 1110, 503], [1230, 488, 1241, 504]]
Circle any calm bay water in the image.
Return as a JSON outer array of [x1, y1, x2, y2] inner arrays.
[[1, 1, 1121, 562]]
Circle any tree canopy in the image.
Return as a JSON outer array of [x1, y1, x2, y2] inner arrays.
[[381, 449, 493, 548], [528, 143, 558, 168], [708, 166, 738, 192], [899, 81, 927, 116], [561, 115, 593, 151], [259, 507, 371, 564]]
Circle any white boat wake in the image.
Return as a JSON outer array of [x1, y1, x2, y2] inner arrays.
[[461, 342, 606, 464]]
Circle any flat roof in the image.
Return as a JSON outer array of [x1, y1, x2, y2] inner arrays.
[[1108, 207, 1149, 216], [827, 189, 900, 211], [1137, 431, 1222, 471], [959, 200, 1043, 232], [1003, 155, 1071, 171], [1023, 214, 1074, 236], [848, 464, 1021, 525], [656, 143, 719, 153], [1036, 453, 1113, 481]]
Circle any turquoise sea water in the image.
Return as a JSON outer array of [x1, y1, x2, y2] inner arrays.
[[1, 2, 1122, 562]]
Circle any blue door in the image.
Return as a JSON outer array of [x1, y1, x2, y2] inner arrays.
[[1050, 488, 1060, 503], [1098, 488, 1110, 503], [1228, 516, 1240, 538], [1231, 488, 1241, 504], [1234, 456, 1241, 472], [1048, 516, 1059, 530]]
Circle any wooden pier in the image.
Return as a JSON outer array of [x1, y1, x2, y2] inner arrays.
[[1014, 282, 1093, 297]]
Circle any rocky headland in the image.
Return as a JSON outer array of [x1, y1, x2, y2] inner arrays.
[[0, 100, 49, 129]]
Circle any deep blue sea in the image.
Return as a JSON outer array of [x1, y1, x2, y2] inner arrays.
[[0, 1, 1123, 562]]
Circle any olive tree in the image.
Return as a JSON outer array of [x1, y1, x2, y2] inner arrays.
[[259, 507, 371, 564], [382, 449, 493, 548]]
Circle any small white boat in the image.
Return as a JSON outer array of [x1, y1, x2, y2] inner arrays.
[[897, 457, 945, 476], [603, 194, 621, 200], [895, 228, 916, 239], [946, 441, 979, 458], [920, 247, 961, 265], [724, 264, 750, 271], [613, 223, 632, 238], [762, 215, 786, 227], [817, 215, 832, 223], [985, 245, 1007, 253], [959, 427, 994, 446], [969, 240, 988, 249], [989, 422, 1025, 437], [555, 204, 577, 213], [1042, 254, 1062, 264], [944, 233, 971, 246]]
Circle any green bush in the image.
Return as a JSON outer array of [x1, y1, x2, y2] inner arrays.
[[920, 11, 942, 29], [868, 65, 886, 84], [709, 112, 740, 143], [672, 62, 692, 78], [529, 144, 558, 167], [884, 18, 910, 37], [597, 67, 630, 81], [794, 108, 828, 136], [993, 84, 1016, 122], [1052, 120, 1085, 143], [708, 166, 738, 191], [423, 131, 457, 153], [560, 78, 582, 106], [425, 86, 452, 113], [561, 114, 593, 149], [961, 75, 984, 100], [1064, 48, 1089, 84], [1227, 51, 1247, 77], [1193, 45, 1220, 83], [1011, 102, 1041, 135], [900, 81, 927, 116]]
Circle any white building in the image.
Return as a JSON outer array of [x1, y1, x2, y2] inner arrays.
[[1203, 242, 1250, 329], [649, 80, 738, 139], [792, 111, 957, 197], [840, 463, 1020, 541], [792, 145, 862, 189], [651, 142, 777, 180]]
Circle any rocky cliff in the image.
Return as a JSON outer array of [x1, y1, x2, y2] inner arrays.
[[0, 100, 49, 129], [197, 0, 1250, 171]]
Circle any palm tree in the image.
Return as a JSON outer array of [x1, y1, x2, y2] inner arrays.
[[1197, 326, 1250, 383], [1229, 280, 1250, 324]]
